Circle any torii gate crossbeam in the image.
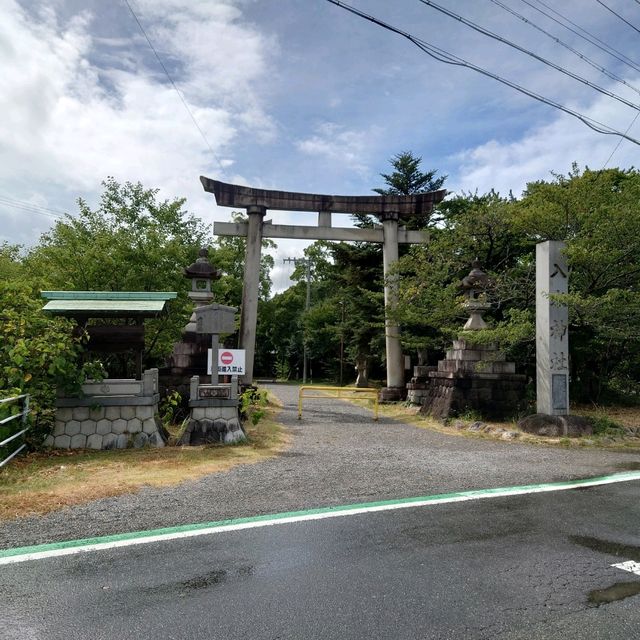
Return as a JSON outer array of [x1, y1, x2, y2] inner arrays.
[[201, 176, 446, 400]]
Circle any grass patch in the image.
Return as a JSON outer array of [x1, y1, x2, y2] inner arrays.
[[349, 398, 640, 450], [0, 396, 288, 522]]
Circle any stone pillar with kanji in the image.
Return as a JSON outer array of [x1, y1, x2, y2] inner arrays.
[[536, 241, 569, 415]]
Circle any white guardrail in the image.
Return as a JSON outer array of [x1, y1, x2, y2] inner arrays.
[[0, 394, 30, 468]]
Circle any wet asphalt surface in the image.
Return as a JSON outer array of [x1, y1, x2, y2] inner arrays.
[[2, 480, 639, 639], [1, 383, 639, 550]]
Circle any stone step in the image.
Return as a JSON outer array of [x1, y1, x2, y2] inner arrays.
[[452, 339, 498, 351], [445, 348, 506, 362], [437, 360, 516, 374]]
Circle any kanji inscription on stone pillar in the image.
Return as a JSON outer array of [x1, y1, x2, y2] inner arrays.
[[536, 241, 569, 414]]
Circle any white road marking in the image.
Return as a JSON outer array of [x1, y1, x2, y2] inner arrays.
[[612, 560, 640, 576], [1, 471, 639, 566]]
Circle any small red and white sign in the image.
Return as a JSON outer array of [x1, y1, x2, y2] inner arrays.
[[207, 349, 246, 375]]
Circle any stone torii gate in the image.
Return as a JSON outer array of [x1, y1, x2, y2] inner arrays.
[[200, 177, 446, 400]]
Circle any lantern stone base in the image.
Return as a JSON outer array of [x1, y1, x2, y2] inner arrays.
[[179, 376, 245, 445], [410, 340, 526, 420]]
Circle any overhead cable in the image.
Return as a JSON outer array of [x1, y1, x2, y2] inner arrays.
[[416, 0, 639, 112], [602, 111, 640, 169], [0, 195, 67, 219], [521, 0, 640, 73], [325, 0, 640, 146], [488, 0, 640, 99], [594, 0, 640, 36], [123, 0, 227, 176]]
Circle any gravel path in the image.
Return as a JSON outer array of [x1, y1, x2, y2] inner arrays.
[[1, 383, 638, 549]]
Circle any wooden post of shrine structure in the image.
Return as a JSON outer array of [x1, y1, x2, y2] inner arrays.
[[200, 177, 446, 399]]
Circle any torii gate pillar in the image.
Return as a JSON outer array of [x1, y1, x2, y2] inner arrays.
[[380, 212, 405, 400], [239, 205, 266, 385]]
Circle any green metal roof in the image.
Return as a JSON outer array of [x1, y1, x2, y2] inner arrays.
[[41, 291, 177, 317]]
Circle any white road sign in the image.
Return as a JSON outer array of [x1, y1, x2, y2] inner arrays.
[[207, 349, 246, 375]]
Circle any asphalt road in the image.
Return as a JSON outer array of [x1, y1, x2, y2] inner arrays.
[[2, 479, 639, 640]]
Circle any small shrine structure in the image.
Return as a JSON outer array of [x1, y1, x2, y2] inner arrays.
[[41, 291, 176, 449]]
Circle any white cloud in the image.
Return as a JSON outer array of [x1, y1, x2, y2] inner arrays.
[[0, 0, 274, 244], [296, 122, 381, 177], [451, 81, 640, 197]]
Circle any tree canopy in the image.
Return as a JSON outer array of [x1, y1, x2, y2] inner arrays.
[[0, 179, 276, 445], [3, 159, 640, 451]]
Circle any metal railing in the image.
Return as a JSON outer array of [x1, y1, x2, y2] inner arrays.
[[0, 394, 30, 468], [298, 386, 379, 421]]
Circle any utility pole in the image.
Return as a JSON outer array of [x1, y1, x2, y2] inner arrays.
[[283, 257, 311, 384], [339, 300, 345, 387]]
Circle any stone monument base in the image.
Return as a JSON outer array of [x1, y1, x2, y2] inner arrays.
[[379, 386, 406, 403], [414, 340, 526, 420], [179, 401, 245, 445], [179, 376, 245, 445], [517, 413, 593, 437]]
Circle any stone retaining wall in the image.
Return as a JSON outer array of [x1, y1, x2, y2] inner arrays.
[[408, 341, 526, 420], [46, 404, 165, 449], [46, 369, 166, 450]]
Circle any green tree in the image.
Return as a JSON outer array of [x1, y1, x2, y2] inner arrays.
[[25, 178, 209, 365], [353, 150, 447, 229], [0, 243, 24, 281], [396, 165, 640, 403], [279, 152, 448, 382], [374, 150, 447, 197], [0, 281, 103, 446], [395, 191, 533, 366], [515, 166, 640, 400], [210, 212, 275, 309]]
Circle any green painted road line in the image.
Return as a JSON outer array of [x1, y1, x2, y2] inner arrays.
[[2, 471, 639, 565]]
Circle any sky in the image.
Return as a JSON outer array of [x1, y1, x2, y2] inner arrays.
[[1, 0, 639, 292]]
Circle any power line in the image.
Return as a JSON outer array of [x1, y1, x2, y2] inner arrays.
[[602, 111, 640, 169], [416, 0, 639, 112], [594, 0, 640, 36], [488, 0, 640, 99], [325, 0, 640, 146], [123, 0, 227, 176], [520, 0, 640, 73], [0, 195, 68, 216], [0, 196, 67, 220]]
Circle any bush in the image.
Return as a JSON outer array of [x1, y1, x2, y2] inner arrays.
[[239, 388, 269, 426], [0, 281, 102, 447]]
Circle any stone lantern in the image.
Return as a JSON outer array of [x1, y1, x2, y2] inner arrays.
[[406, 258, 526, 420], [183, 248, 220, 333], [184, 247, 220, 303], [461, 258, 490, 330]]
